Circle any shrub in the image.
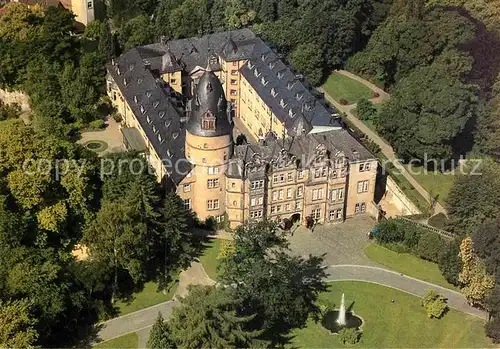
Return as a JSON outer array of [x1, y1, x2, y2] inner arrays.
[[403, 225, 423, 250], [217, 240, 235, 259], [356, 98, 376, 121], [87, 119, 105, 130], [338, 327, 361, 344], [339, 98, 349, 105], [421, 290, 448, 319], [417, 232, 445, 263], [374, 219, 405, 244], [111, 111, 123, 123]]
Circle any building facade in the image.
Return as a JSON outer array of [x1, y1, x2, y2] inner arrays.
[[8, 0, 94, 25], [106, 29, 378, 229]]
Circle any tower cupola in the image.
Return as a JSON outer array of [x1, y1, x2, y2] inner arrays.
[[187, 70, 232, 137]]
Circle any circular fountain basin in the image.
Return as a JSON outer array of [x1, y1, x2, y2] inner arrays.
[[321, 310, 363, 334]]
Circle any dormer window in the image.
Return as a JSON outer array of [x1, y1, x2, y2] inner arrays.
[[286, 81, 295, 90], [167, 149, 172, 157], [254, 68, 260, 77], [304, 101, 313, 111], [116, 67, 121, 75], [133, 95, 138, 103], [152, 124, 158, 134], [288, 108, 295, 118], [146, 115, 152, 124], [158, 134, 164, 144], [165, 120, 172, 128], [201, 110, 216, 131], [140, 105, 146, 114], [248, 61, 254, 69], [270, 88, 277, 98], [129, 64, 134, 71], [279, 99, 287, 108], [159, 111, 165, 119], [173, 132, 179, 140], [153, 101, 160, 109], [261, 76, 268, 86], [295, 92, 303, 101], [123, 78, 128, 86], [137, 78, 143, 84], [146, 91, 152, 98], [277, 70, 284, 79], [268, 61, 276, 69], [261, 53, 267, 61]]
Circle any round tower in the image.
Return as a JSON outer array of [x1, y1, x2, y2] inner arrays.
[[185, 70, 233, 222]]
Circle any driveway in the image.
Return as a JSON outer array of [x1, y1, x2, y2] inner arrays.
[[288, 216, 376, 266]]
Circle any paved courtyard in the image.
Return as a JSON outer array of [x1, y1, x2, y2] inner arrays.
[[288, 215, 377, 266], [78, 117, 124, 155]]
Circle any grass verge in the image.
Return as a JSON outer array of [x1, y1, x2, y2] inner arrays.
[[322, 71, 372, 104], [199, 238, 222, 280], [115, 279, 178, 316], [364, 243, 458, 290], [93, 332, 139, 349], [291, 281, 490, 348]]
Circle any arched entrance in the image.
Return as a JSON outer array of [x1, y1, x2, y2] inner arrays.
[[291, 213, 301, 224]]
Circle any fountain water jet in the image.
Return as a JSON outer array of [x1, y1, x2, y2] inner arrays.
[[337, 293, 346, 326]]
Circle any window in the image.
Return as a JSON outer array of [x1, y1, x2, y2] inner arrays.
[[279, 173, 285, 183], [273, 173, 285, 184], [287, 188, 292, 199], [251, 198, 256, 206], [272, 191, 277, 201], [183, 199, 191, 210], [276, 205, 282, 213], [314, 168, 321, 178], [171, 78, 177, 84], [297, 186, 303, 198], [321, 167, 327, 177], [312, 209, 321, 220], [87, 1, 93, 8], [208, 166, 219, 175], [332, 170, 338, 179], [230, 89, 237, 96], [231, 79, 237, 85], [207, 179, 219, 188], [183, 183, 191, 192], [355, 202, 366, 213], [231, 70, 238, 75], [202, 157, 207, 163], [329, 189, 337, 201], [207, 199, 219, 210], [295, 201, 302, 210], [359, 162, 371, 172], [258, 197, 263, 205], [357, 180, 369, 193], [338, 188, 344, 200], [285, 203, 291, 211], [250, 210, 263, 219], [278, 190, 283, 200], [297, 170, 304, 180], [251, 180, 264, 190], [329, 209, 343, 221], [202, 119, 215, 130], [270, 206, 275, 214], [287, 172, 293, 182], [312, 188, 323, 201]]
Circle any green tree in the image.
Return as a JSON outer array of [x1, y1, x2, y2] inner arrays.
[[438, 240, 462, 286], [447, 159, 500, 235], [288, 42, 324, 86], [0, 299, 38, 348], [147, 312, 174, 349], [83, 201, 150, 302], [377, 63, 478, 161], [168, 285, 265, 348], [219, 221, 327, 341], [120, 15, 154, 50], [169, 0, 210, 38], [416, 232, 445, 263]]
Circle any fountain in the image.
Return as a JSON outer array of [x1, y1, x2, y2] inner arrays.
[[321, 293, 363, 334], [337, 293, 347, 326]]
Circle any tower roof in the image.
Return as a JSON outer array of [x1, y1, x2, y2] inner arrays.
[[186, 70, 232, 137]]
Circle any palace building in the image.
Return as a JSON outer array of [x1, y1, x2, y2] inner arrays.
[[106, 29, 378, 228]]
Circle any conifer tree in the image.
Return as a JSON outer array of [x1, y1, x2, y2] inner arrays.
[[147, 312, 174, 349]]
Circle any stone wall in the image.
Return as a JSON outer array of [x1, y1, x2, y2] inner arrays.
[[382, 176, 421, 217]]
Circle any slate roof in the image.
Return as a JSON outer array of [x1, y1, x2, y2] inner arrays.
[[106, 48, 190, 185], [226, 129, 375, 178]]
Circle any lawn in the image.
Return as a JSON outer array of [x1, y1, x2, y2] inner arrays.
[[199, 238, 222, 280], [364, 244, 457, 290], [115, 279, 178, 316], [93, 332, 138, 349], [291, 281, 491, 348], [403, 164, 458, 205], [322, 71, 373, 105]]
